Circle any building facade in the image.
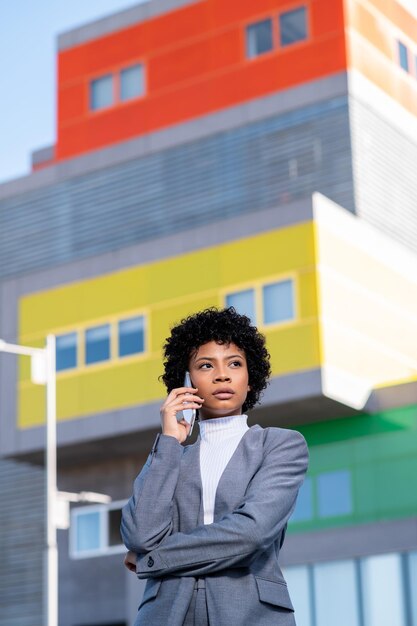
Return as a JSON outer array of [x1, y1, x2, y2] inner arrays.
[[1, 1, 417, 625]]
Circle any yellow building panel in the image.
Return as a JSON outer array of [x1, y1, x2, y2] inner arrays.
[[266, 322, 321, 375], [18, 222, 320, 428]]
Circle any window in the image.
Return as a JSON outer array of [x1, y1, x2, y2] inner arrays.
[[226, 289, 256, 323], [398, 41, 409, 72], [290, 476, 313, 522], [74, 510, 101, 553], [85, 324, 111, 365], [70, 502, 126, 558], [262, 279, 294, 324], [56, 332, 77, 371], [317, 469, 352, 517], [246, 19, 273, 58], [118, 316, 145, 357], [361, 554, 406, 626], [90, 74, 114, 110], [314, 560, 360, 626], [282, 566, 312, 626], [279, 7, 307, 47], [120, 64, 144, 101], [408, 551, 417, 626]]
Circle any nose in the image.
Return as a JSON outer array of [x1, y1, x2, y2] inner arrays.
[[214, 370, 231, 382]]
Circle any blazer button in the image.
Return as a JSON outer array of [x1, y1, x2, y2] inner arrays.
[[147, 557, 154, 567]]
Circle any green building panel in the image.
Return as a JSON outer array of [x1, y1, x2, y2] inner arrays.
[[289, 403, 417, 533]]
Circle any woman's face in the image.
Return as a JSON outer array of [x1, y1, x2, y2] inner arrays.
[[188, 340, 250, 420]]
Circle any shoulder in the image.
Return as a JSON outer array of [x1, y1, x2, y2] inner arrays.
[[255, 425, 308, 458]]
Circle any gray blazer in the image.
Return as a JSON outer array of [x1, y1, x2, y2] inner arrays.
[[121, 424, 309, 626]]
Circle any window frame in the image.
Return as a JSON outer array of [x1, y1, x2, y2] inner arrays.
[[119, 63, 145, 102], [398, 40, 409, 72], [278, 5, 309, 49], [52, 310, 148, 377], [89, 59, 146, 114], [245, 16, 275, 60], [223, 274, 298, 329], [69, 499, 128, 559], [55, 330, 79, 372], [89, 73, 115, 112], [118, 314, 147, 359], [262, 277, 296, 326]]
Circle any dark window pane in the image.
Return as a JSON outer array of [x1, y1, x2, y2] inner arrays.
[[280, 7, 307, 47], [317, 470, 352, 517], [226, 289, 256, 323], [246, 19, 273, 58], [90, 75, 114, 110], [120, 64, 144, 101], [398, 41, 409, 72], [56, 332, 77, 371], [118, 316, 145, 357], [85, 324, 110, 364], [108, 508, 123, 546]]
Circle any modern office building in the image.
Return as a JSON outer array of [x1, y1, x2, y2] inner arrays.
[[1, 0, 417, 625]]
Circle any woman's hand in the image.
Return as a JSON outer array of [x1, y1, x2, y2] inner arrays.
[[124, 550, 137, 573], [160, 386, 204, 444]]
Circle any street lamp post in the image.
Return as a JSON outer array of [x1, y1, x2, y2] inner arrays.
[[0, 335, 111, 626]]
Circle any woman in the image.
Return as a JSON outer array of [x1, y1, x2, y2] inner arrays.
[[121, 307, 309, 626]]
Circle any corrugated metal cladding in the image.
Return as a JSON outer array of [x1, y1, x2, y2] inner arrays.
[[0, 97, 353, 280], [0, 459, 44, 626], [350, 97, 417, 254]]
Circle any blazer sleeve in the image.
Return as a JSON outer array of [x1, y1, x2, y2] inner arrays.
[[134, 428, 309, 579], [120, 434, 183, 553]]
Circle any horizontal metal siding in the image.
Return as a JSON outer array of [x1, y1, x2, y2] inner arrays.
[[350, 97, 417, 253], [0, 97, 353, 279], [0, 459, 44, 626]]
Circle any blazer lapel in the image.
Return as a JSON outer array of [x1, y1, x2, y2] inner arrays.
[[213, 425, 264, 520], [176, 437, 204, 530]]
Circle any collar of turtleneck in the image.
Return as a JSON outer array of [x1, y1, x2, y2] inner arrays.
[[198, 414, 249, 442]]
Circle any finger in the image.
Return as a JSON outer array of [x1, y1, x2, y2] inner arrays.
[[170, 386, 198, 396]]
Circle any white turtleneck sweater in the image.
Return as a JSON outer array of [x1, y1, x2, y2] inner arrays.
[[199, 414, 249, 525]]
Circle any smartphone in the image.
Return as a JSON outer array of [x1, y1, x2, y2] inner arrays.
[[177, 371, 196, 437]]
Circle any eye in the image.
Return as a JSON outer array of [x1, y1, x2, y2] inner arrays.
[[230, 360, 242, 367], [199, 362, 213, 369]]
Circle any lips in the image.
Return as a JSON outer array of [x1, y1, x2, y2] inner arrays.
[[213, 388, 235, 399]]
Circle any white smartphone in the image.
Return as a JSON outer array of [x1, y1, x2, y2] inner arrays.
[[177, 371, 196, 437]]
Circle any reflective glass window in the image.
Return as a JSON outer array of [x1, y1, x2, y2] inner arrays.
[[90, 74, 114, 110], [290, 476, 313, 522], [246, 19, 273, 58], [280, 7, 307, 47], [317, 469, 352, 517], [408, 551, 417, 626], [75, 511, 101, 552], [56, 332, 77, 371], [85, 324, 111, 364], [361, 553, 406, 626], [398, 41, 409, 72], [314, 560, 360, 626], [226, 289, 256, 323], [118, 316, 145, 357], [120, 64, 144, 101], [283, 565, 312, 626], [262, 279, 294, 324]]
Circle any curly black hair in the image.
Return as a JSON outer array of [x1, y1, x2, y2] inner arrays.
[[161, 307, 271, 412]]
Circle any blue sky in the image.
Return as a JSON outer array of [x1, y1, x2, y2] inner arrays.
[[0, 0, 146, 185]]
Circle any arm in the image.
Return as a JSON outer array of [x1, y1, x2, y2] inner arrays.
[[121, 384, 204, 553], [135, 428, 309, 579], [120, 434, 183, 553]]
